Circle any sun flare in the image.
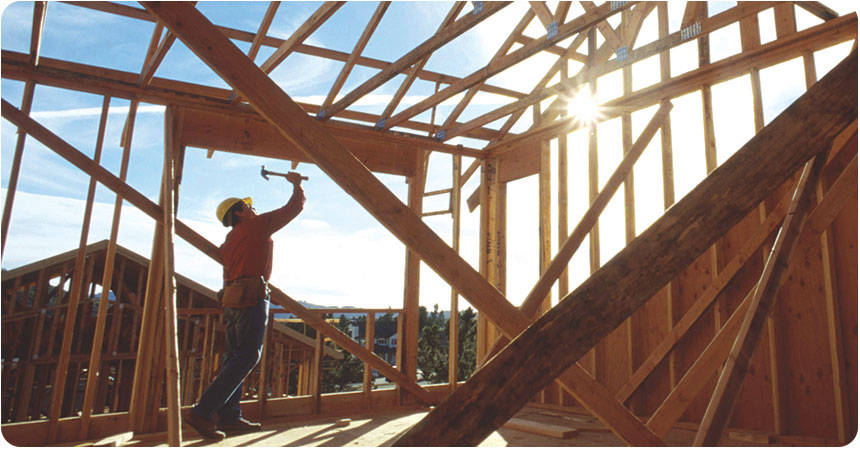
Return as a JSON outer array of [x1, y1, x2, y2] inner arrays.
[[567, 89, 602, 124]]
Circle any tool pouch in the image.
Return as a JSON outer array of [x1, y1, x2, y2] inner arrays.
[[221, 276, 266, 308]]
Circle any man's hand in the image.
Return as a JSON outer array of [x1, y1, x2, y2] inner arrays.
[[285, 171, 304, 185]]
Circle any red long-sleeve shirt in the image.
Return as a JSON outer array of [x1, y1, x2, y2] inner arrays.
[[220, 187, 305, 282]]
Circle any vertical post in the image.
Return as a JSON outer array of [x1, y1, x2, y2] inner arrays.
[[401, 152, 424, 401], [161, 106, 183, 446], [1, 80, 36, 256], [448, 155, 461, 391], [656, 0, 678, 391], [802, 46, 849, 444], [536, 104, 553, 405], [78, 96, 114, 440], [477, 157, 501, 363], [313, 322, 324, 414], [586, 25, 600, 378], [621, 17, 637, 384], [258, 309, 274, 419], [364, 313, 376, 401]]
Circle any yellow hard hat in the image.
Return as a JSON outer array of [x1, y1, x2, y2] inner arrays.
[[216, 197, 252, 227]]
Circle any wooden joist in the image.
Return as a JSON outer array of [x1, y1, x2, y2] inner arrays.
[[392, 49, 857, 447]]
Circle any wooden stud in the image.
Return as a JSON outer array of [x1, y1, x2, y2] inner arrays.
[[313, 323, 325, 413], [77, 95, 113, 439], [448, 154, 461, 391], [363, 313, 375, 400], [29, 2, 48, 65], [161, 106, 183, 446]]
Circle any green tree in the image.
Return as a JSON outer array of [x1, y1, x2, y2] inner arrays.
[[457, 307, 477, 381], [322, 314, 364, 392], [417, 304, 449, 383]]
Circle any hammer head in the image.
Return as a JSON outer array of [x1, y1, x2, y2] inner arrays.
[[261, 165, 270, 181]]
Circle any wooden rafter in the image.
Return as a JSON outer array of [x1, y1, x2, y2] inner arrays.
[[795, 1, 839, 20], [384, 1, 635, 133], [438, 9, 536, 133], [30, 2, 47, 65], [580, 1, 623, 47], [529, 2, 554, 28], [259, 2, 344, 74], [376, 2, 465, 129], [247, 1, 280, 63], [392, 48, 857, 447], [321, 1, 389, 111], [321, 2, 509, 119]]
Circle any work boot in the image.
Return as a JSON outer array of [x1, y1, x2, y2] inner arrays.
[[183, 410, 226, 441], [218, 417, 262, 436]]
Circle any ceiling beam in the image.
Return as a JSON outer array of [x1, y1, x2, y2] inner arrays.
[[0, 50, 497, 145]]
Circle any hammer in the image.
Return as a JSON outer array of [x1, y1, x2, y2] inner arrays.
[[261, 165, 308, 181]]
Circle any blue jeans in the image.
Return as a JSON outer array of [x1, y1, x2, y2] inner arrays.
[[192, 296, 269, 424]]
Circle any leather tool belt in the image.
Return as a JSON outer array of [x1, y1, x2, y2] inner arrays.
[[220, 276, 267, 308]]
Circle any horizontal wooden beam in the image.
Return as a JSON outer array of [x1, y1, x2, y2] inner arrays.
[[392, 48, 857, 447], [0, 50, 498, 145]]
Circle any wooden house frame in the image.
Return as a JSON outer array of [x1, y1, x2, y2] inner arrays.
[[0, 1, 856, 446]]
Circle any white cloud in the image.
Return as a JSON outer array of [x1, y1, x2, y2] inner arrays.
[[30, 105, 165, 119]]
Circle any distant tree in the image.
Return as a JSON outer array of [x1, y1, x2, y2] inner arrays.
[[457, 307, 477, 381], [322, 314, 364, 392], [417, 304, 449, 383]]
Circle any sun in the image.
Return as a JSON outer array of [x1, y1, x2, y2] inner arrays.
[[566, 89, 602, 124]]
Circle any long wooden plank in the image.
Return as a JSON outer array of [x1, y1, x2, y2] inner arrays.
[[323, 2, 509, 118], [503, 417, 579, 439], [77, 96, 113, 440], [694, 152, 829, 445], [141, 5, 664, 444], [392, 49, 857, 447], [161, 106, 182, 446], [259, 2, 344, 74], [0, 97, 435, 406], [0, 49, 500, 144]]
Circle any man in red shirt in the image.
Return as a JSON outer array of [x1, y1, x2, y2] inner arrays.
[[184, 172, 305, 441]]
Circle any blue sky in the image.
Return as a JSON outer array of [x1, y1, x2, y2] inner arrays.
[[1, 2, 856, 310]]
